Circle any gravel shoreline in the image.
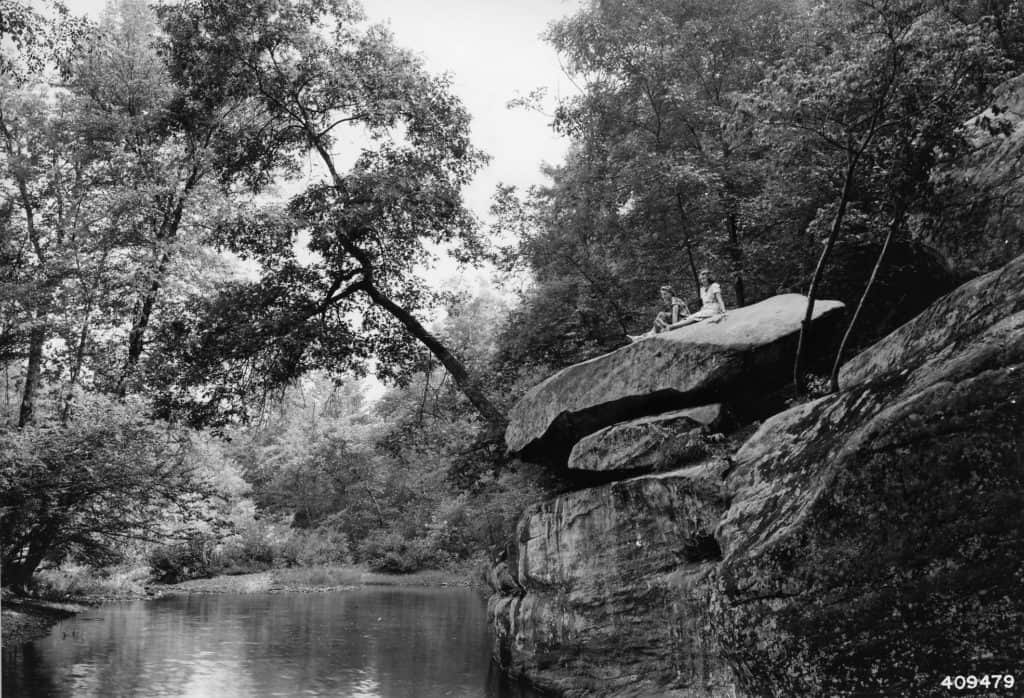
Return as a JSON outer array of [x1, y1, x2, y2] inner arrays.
[[2, 598, 92, 647]]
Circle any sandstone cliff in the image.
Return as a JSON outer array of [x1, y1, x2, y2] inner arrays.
[[489, 267, 1024, 697]]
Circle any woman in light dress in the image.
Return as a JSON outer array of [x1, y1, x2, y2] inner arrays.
[[667, 268, 727, 329]]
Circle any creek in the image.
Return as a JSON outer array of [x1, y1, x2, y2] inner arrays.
[[2, 587, 541, 697]]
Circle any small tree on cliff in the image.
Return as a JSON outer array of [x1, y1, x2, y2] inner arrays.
[[149, 0, 504, 432], [769, 0, 1014, 394]]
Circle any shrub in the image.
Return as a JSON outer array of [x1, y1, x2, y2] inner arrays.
[[1, 399, 215, 589], [29, 562, 150, 600], [276, 526, 351, 567], [357, 531, 446, 573], [147, 534, 219, 583]]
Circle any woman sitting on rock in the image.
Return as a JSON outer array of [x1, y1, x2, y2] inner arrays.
[[667, 268, 727, 329], [628, 285, 689, 342]]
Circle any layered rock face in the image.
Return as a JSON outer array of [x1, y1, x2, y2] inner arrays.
[[714, 255, 1024, 696], [490, 461, 736, 698], [490, 265, 1024, 697]]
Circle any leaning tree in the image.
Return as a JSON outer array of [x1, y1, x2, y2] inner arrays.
[[151, 0, 505, 431]]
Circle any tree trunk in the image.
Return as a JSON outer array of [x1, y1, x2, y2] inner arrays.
[[674, 192, 701, 294], [2, 536, 50, 590], [118, 182, 193, 395], [18, 322, 46, 427], [361, 281, 507, 434], [828, 212, 900, 392], [118, 263, 166, 394], [793, 151, 859, 396], [62, 313, 92, 423], [305, 117, 507, 435], [725, 210, 747, 307]]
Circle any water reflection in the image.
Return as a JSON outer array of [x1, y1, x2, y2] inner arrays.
[[3, 588, 543, 698]]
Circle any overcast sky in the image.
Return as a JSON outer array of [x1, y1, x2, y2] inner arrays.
[[62, 0, 577, 221]]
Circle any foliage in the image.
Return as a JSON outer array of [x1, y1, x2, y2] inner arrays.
[[26, 562, 151, 601], [496, 0, 1024, 384], [357, 531, 444, 574], [203, 288, 549, 577], [0, 0, 87, 82], [275, 524, 352, 568], [6, 0, 1024, 594], [2, 0, 523, 588], [146, 0, 503, 429], [147, 533, 221, 583], [0, 397, 217, 588], [1, 0, 248, 427]]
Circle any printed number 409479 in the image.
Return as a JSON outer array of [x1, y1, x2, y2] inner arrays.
[[941, 675, 1015, 690]]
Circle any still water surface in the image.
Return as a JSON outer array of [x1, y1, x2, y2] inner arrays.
[[3, 588, 540, 698]]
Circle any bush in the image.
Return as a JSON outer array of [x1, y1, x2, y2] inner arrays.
[[1, 399, 215, 589], [276, 526, 351, 567], [30, 562, 150, 600], [147, 534, 219, 583], [357, 531, 446, 573]]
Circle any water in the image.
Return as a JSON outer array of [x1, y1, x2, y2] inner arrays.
[[2, 588, 542, 698]]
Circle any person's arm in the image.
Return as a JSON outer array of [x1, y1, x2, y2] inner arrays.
[[677, 297, 692, 321], [712, 285, 727, 321]]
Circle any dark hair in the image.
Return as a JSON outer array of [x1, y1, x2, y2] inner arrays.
[[698, 269, 714, 283]]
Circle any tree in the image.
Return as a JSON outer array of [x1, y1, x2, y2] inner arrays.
[[543, 0, 798, 308], [758, 0, 1014, 392], [0, 397, 214, 589], [0, 67, 109, 425], [492, 0, 815, 374], [73, 0, 271, 395], [0, 0, 86, 83], [1, 0, 249, 426], [150, 0, 504, 431]]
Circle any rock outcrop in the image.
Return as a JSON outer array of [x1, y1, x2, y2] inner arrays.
[[714, 254, 1024, 696], [506, 294, 845, 465], [490, 267, 1024, 697], [566, 405, 723, 474], [490, 460, 735, 698]]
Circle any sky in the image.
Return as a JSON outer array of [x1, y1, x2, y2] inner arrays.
[[61, 0, 577, 221]]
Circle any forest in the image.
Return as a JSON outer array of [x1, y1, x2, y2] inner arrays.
[[2, 0, 1023, 595]]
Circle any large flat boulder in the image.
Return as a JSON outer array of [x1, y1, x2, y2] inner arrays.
[[489, 460, 741, 697], [505, 294, 845, 465], [566, 404, 723, 473], [712, 254, 1024, 696]]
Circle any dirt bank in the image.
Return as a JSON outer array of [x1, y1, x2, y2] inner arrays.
[[2, 598, 90, 647]]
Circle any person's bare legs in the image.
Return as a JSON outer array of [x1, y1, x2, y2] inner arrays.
[[665, 316, 700, 331]]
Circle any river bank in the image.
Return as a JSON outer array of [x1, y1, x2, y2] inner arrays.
[[2, 596, 92, 646], [166, 565, 476, 594]]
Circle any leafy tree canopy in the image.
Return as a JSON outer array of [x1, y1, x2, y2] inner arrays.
[[149, 0, 503, 429]]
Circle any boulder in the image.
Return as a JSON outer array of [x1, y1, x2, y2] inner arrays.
[[490, 459, 741, 697], [505, 294, 845, 465], [566, 405, 724, 473], [712, 254, 1024, 696]]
